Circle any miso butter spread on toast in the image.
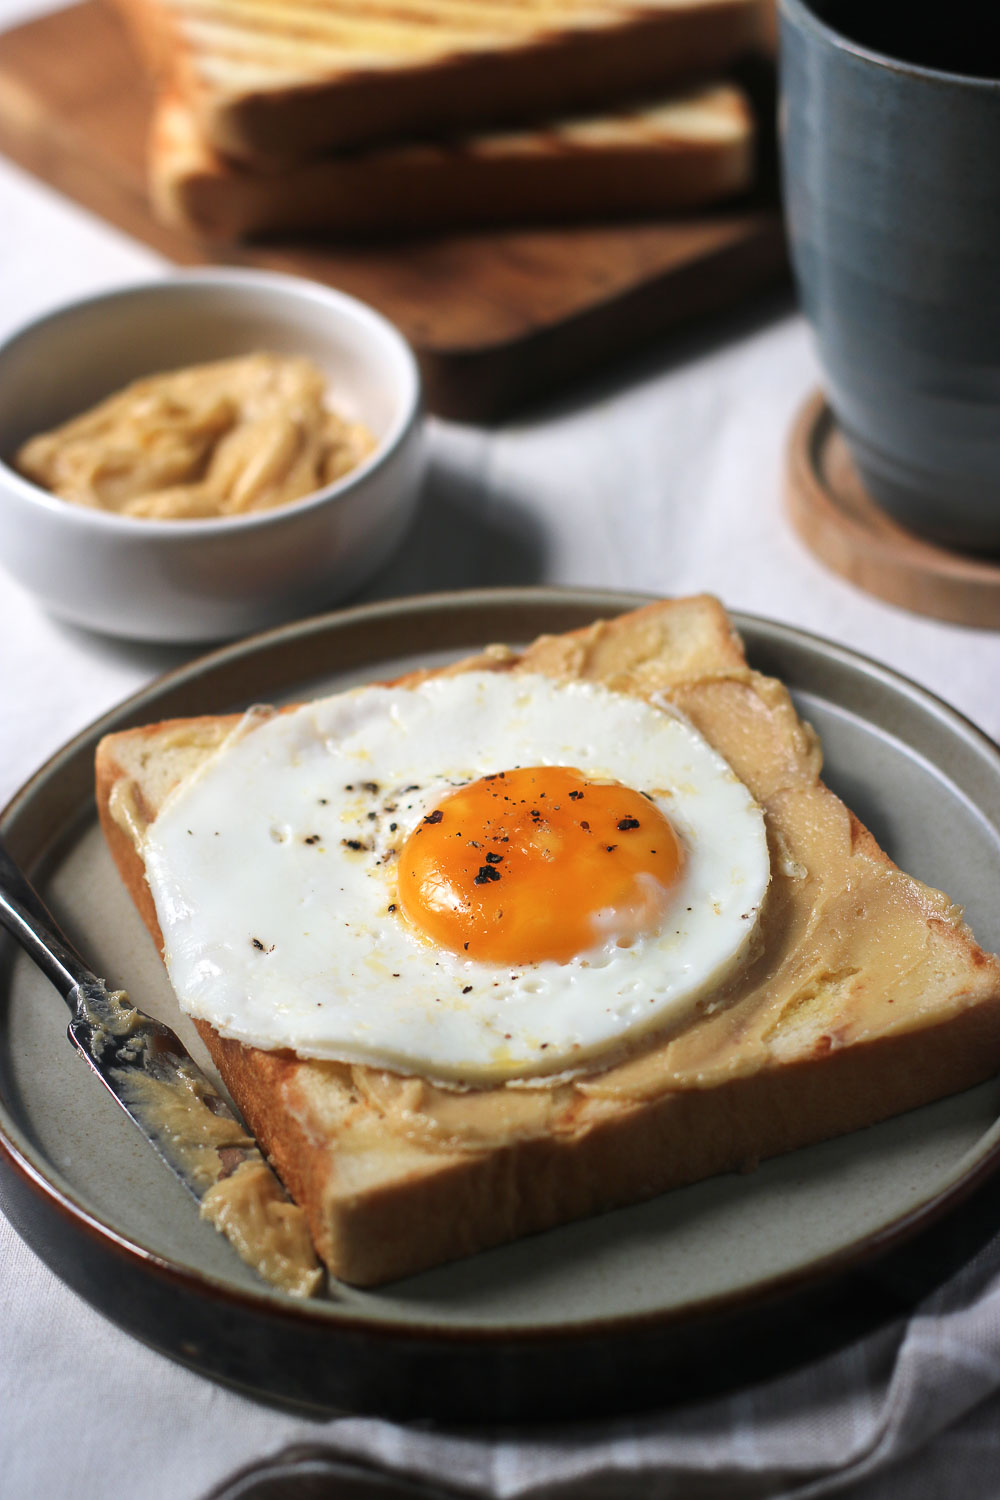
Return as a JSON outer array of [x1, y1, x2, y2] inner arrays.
[[95, 597, 1000, 1286]]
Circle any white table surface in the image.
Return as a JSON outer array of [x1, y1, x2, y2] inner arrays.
[[1, 4, 999, 1497]]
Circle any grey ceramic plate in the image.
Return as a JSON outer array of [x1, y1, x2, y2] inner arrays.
[[2, 587, 1000, 1421]]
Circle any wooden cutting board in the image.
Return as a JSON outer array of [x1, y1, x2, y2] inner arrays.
[[0, 1, 787, 420]]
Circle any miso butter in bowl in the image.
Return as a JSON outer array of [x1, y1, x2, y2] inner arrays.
[[0, 270, 424, 642]]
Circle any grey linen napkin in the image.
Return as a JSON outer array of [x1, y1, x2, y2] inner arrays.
[[203, 1206, 1000, 1500]]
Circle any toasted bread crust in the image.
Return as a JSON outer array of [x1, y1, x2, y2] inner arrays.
[[95, 596, 1000, 1285]]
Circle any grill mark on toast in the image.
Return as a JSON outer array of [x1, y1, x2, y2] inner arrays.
[[164, 0, 753, 78]]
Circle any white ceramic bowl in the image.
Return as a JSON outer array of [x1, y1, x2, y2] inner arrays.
[[0, 270, 424, 641]]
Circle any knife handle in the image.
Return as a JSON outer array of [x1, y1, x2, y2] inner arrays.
[[0, 838, 92, 1003]]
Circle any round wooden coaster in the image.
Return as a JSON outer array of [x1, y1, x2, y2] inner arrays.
[[785, 391, 1000, 629]]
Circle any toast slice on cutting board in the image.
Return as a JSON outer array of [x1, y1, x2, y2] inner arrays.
[[150, 82, 756, 240], [112, 0, 768, 159]]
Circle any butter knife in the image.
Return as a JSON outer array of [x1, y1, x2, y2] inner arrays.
[[0, 838, 322, 1297]]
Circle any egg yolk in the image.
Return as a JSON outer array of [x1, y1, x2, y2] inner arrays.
[[396, 766, 683, 965]]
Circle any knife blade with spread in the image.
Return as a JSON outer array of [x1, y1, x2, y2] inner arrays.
[[0, 837, 323, 1298]]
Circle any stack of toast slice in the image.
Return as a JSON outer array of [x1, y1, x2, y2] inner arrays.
[[111, 0, 769, 240]]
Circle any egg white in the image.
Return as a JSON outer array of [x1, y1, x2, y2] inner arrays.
[[142, 671, 771, 1085]]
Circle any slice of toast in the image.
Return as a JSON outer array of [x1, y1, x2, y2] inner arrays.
[[112, 0, 768, 160], [95, 597, 1000, 1287], [150, 83, 755, 241]]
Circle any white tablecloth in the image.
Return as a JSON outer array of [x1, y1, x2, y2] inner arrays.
[[2, 5, 1000, 1495]]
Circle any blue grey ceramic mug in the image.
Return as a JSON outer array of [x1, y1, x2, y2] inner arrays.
[[780, 0, 1000, 553]]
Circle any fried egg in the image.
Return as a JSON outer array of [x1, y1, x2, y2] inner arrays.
[[143, 671, 770, 1085]]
